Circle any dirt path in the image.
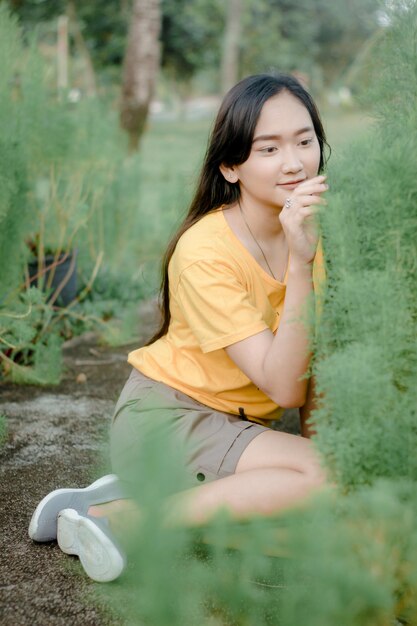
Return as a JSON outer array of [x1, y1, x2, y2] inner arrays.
[[0, 299, 299, 625], [0, 300, 159, 626]]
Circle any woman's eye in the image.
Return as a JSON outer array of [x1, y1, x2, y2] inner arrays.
[[300, 138, 313, 147], [259, 146, 277, 154]]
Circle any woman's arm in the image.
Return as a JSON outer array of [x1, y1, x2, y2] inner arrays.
[[225, 258, 313, 408], [225, 177, 327, 408]]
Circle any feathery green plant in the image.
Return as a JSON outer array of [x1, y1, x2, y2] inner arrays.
[[312, 33, 417, 489], [0, 6, 31, 294], [0, 413, 7, 446], [279, 480, 417, 626], [0, 6, 147, 382]]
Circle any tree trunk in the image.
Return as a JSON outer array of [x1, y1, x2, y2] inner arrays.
[[67, 1, 97, 98], [220, 0, 243, 95], [57, 15, 69, 99], [120, 0, 161, 152]]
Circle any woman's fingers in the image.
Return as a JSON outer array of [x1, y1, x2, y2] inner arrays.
[[284, 207, 320, 225], [289, 175, 328, 200], [284, 194, 327, 211], [296, 206, 321, 219], [297, 174, 327, 189], [300, 195, 327, 207], [293, 183, 328, 199], [279, 176, 328, 263]]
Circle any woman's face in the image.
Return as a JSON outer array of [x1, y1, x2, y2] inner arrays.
[[230, 90, 321, 210]]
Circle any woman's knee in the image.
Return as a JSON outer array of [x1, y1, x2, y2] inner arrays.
[[304, 462, 328, 489], [253, 468, 326, 515], [235, 429, 323, 476]]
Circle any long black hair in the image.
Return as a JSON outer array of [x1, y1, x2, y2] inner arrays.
[[147, 73, 330, 344]]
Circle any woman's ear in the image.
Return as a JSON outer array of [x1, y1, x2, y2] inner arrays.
[[219, 164, 239, 183]]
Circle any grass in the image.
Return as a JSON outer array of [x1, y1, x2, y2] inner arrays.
[[125, 118, 211, 295], [140, 118, 211, 230]]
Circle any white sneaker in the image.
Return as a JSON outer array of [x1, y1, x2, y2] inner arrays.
[[57, 508, 126, 583], [29, 474, 125, 542]]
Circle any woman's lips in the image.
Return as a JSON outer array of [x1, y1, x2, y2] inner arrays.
[[277, 179, 305, 190]]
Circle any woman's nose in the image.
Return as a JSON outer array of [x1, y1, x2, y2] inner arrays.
[[281, 149, 303, 173]]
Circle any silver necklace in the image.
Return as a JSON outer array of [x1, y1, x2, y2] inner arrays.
[[238, 200, 281, 281]]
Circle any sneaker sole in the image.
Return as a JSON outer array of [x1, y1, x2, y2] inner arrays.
[[28, 474, 119, 542], [57, 509, 125, 582]]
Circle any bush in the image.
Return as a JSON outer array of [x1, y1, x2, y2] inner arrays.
[[0, 413, 7, 446], [0, 6, 147, 383], [312, 46, 417, 490]]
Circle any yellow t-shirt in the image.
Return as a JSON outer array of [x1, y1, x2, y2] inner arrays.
[[128, 209, 325, 423]]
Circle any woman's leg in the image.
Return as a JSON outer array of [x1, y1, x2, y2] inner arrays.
[[172, 429, 328, 523], [90, 429, 329, 528], [235, 429, 326, 479]]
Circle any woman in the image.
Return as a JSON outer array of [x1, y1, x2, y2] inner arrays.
[[29, 73, 330, 582]]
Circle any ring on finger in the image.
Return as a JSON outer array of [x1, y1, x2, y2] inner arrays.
[[284, 197, 293, 209]]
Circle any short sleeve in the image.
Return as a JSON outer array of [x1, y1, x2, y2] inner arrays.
[[174, 260, 270, 353]]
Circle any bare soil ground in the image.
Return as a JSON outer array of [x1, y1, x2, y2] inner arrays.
[[0, 299, 299, 626]]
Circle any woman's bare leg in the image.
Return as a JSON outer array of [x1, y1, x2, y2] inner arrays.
[[90, 430, 330, 528], [234, 430, 326, 479]]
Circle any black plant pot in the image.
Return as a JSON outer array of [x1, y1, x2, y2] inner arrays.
[[28, 250, 78, 307]]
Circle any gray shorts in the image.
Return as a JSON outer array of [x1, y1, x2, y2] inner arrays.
[[110, 368, 269, 487]]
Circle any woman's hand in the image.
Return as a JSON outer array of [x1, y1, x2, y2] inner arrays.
[[279, 175, 328, 265]]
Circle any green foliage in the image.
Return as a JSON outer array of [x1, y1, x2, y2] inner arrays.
[[312, 20, 417, 487], [0, 6, 67, 384], [5, 0, 128, 67], [359, 1, 417, 120], [0, 288, 63, 385], [0, 12, 208, 379], [161, 0, 224, 81], [7, 0, 224, 86], [70, 1, 129, 68], [240, 0, 289, 76], [106, 519, 286, 625], [0, 413, 7, 446], [305, 0, 379, 83], [280, 480, 417, 626], [0, 6, 153, 382], [0, 5, 145, 280], [240, 0, 380, 87], [7, 0, 381, 93], [4, 0, 65, 25], [0, 5, 31, 292], [98, 304, 139, 347], [102, 430, 417, 625], [77, 269, 147, 347]]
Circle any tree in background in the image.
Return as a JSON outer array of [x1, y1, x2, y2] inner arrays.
[[119, 0, 161, 151], [220, 0, 243, 94], [6, 0, 129, 89], [311, 0, 381, 85], [239, 0, 381, 91], [159, 0, 382, 96], [160, 0, 223, 96], [66, 1, 97, 97]]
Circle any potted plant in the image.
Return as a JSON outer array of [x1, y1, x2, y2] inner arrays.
[[26, 235, 78, 307]]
